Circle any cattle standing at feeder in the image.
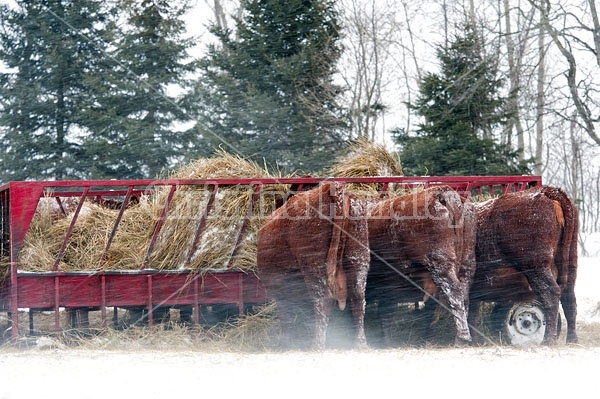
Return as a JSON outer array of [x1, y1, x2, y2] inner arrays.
[[256, 182, 370, 350], [469, 186, 578, 345], [366, 186, 477, 346]]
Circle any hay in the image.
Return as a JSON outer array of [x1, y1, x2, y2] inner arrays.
[[210, 303, 279, 351], [17, 197, 66, 272], [17, 198, 154, 272], [327, 138, 403, 197], [11, 144, 402, 274], [167, 149, 273, 180], [146, 150, 288, 271]]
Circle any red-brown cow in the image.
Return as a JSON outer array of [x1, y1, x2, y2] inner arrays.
[[469, 185, 578, 345], [256, 182, 370, 350], [366, 185, 477, 346]]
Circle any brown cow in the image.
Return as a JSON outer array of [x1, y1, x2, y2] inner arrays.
[[366, 185, 477, 346], [256, 182, 370, 350], [469, 185, 578, 345]]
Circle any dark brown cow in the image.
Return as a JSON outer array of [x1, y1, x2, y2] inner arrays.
[[366, 185, 477, 346], [469, 185, 578, 345], [256, 182, 370, 350]]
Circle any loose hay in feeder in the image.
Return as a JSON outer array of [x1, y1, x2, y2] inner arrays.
[[146, 151, 289, 272], [17, 198, 155, 272], [327, 138, 403, 197]]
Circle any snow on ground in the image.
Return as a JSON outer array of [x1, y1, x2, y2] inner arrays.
[[574, 257, 600, 324], [0, 258, 598, 399], [1, 346, 599, 398]]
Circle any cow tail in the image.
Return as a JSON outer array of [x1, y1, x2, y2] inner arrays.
[[541, 186, 578, 289], [326, 183, 349, 311], [436, 186, 465, 256]]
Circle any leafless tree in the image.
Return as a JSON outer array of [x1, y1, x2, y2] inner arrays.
[[501, 0, 535, 159], [337, 0, 401, 141], [534, 0, 600, 146], [534, 10, 546, 175], [204, 0, 244, 41]]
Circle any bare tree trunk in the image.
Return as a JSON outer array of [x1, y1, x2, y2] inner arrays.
[[535, 8, 546, 175], [538, 0, 600, 145], [503, 0, 526, 154], [589, 0, 600, 66], [442, 0, 449, 49], [340, 0, 396, 140], [595, 167, 600, 231], [468, 0, 477, 29], [569, 116, 581, 228], [402, 0, 423, 82], [208, 0, 228, 31]]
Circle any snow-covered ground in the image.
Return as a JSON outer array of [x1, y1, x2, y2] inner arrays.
[[0, 257, 598, 399], [574, 256, 600, 324]]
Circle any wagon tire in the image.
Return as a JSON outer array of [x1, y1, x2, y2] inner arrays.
[[496, 301, 561, 346]]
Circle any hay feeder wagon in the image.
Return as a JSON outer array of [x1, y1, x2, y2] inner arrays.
[[1, 175, 542, 343]]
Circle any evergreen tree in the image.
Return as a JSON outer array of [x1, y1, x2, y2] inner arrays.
[[0, 0, 112, 182], [191, 0, 347, 173], [81, 0, 201, 179], [394, 25, 532, 176]]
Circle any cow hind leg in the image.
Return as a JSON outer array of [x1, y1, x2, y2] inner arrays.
[[311, 291, 334, 350], [429, 261, 471, 345], [275, 297, 300, 350], [523, 267, 561, 345], [561, 286, 578, 343], [467, 299, 483, 345], [347, 291, 368, 349], [302, 271, 335, 350], [376, 299, 397, 348], [270, 273, 313, 350]]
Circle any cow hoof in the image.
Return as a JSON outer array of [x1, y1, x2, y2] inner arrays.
[[354, 340, 369, 350], [566, 335, 579, 344]]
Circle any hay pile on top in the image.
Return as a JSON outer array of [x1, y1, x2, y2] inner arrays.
[[145, 150, 288, 272], [327, 138, 403, 197]]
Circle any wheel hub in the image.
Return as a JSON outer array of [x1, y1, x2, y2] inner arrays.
[[505, 303, 546, 346]]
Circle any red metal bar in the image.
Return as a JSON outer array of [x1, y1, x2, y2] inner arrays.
[[54, 276, 60, 333], [97, 186, 134, 270], [193, 275, 200, 324], [237, 273, 244, 315], [379, 182, 389, 198], [53, 187, 90, 271], [185, 183, 219, 267], [8, 182, 45, 259], [10, 261, 18, 340], [55, 197, 67, 216], [142, 184, 177, 270], [147, 275, 153, 327], [226, 183, 263, 268], [101, 274, 107, 328], [0, 175, 541, 191]]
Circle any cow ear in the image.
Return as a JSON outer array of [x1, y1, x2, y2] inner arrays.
[[437, 192, 447, 205]]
